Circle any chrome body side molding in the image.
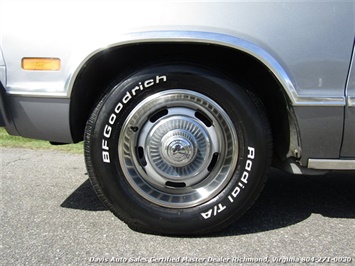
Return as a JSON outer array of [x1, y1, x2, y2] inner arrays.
[[347, 97, 355, 107], [308, 159, 355, 170]]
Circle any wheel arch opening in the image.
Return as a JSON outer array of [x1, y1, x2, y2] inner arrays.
[[69, 42, 298, 164]]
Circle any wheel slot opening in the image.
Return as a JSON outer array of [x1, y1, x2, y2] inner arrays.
[[137, 146, 147, 166], [130, 126, 139, 132], [195, 111, 212, 127], [149, 108, 168, 123], [165, 181, 186, 188], [207, 152, 219, 172]]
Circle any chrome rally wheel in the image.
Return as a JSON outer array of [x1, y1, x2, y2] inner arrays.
[[119, 90, 238, 208]]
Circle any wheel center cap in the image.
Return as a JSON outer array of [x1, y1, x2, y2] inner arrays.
[[161, 130, 197, 167], [168, 139, 192, 162]]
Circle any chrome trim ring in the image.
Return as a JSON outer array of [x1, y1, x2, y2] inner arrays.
[[119, 89, 238, 208]]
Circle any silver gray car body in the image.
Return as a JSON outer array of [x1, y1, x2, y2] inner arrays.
[[0, 0, 354, 173]]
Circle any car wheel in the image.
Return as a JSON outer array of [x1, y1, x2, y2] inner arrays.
[[84, 64, 272, 235]]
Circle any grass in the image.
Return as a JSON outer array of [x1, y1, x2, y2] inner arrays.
[[0, 127, 83, 154]]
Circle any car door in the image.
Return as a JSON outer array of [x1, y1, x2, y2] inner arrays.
[[341, 43, 355, 157]]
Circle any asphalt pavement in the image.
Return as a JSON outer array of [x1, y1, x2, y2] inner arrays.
[[1, 147, 354, 265]]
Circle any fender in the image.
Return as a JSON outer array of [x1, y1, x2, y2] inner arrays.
[[67, 31, 346, 108], [66, 30, 329, 107]]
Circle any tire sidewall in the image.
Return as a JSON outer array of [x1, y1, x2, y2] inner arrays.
[[87, 64, 271, 234]]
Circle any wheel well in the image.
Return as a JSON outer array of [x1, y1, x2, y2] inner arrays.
[[70, 42, 294, 163]]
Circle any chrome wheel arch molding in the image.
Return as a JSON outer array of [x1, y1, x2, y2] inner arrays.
[[65, 30, 346, 108]]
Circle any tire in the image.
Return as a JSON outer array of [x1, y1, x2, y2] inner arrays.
[[84, 64, 272, 235]]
